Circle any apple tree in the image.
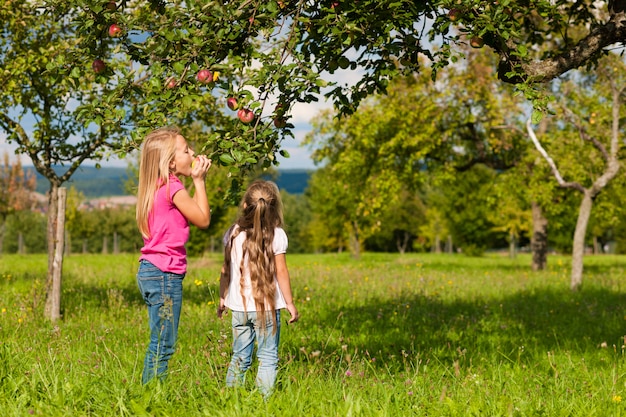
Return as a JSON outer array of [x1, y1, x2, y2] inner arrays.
[[0, 2, 143, 320], [55, 0, 626, 165], [526, 53, 626, 290]]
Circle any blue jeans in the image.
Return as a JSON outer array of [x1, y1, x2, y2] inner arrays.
[[226, 310, 281, 396], [136, 260, 184, 384]]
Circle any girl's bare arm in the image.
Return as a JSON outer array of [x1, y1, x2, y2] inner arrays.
[[275, 253, 299, 323]]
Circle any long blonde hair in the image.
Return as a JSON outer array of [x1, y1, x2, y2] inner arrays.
[[135, 126, 180, 239], [224, 180, 284, 333]]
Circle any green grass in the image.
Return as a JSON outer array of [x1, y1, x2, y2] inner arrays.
[[1, 252, 626, 416]]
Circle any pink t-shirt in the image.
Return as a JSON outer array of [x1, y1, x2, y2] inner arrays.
[[139, 176, 189, 274]]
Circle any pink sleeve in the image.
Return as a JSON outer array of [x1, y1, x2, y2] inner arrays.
[[169, 176, 185, 200]]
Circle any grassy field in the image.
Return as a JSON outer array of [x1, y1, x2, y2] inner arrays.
[[1, 252, 626, 416]]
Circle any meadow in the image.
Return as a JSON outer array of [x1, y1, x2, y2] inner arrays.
[[1, 252, 626, 416]]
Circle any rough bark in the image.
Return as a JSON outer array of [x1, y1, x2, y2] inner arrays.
[[571, 191, 593, 290], [44, 186, 66, 321]]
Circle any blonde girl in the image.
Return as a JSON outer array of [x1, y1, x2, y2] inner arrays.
[[136, 126, 212, 384], [218, 180, 299, 396]]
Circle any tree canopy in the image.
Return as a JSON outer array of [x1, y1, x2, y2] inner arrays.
[[19, 0, 625, 173]]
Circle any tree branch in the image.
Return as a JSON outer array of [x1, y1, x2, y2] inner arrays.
[[525, 118, 585, 193], [499, 11, 626, 83], [560, 104, 609, 162]]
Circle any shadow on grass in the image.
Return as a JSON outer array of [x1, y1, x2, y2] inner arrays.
[[61, 275, 216, 315], [304, 286, 626, 367]]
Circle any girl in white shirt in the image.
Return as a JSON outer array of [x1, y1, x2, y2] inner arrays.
[[218, 180, 299, 397]]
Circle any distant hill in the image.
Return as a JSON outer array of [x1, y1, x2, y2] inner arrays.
[[28, 166, 131, 198], [266, 169, 312, 195], [27, 166, 312, 198]]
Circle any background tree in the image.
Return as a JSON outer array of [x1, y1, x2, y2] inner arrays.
[[526, 54, 626, 290], [4, 210, 47, 254], [0, 3, 141, 319], [281, 191, 314, 254], [305, 167, 352, 254], [488, 175, 532, 259], [0, 153, 36, 254], [64, 186, 85, 256], [439, 164, 505, 256], [364, 187, 427, 254]]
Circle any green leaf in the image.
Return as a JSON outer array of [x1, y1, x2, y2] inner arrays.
[[219, 153, 235, 164]]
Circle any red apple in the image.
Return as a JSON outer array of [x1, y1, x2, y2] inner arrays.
[[197, 69, 213, 83], [106, 1, 116, 11], [448, 8, 461, 21], [92, 59, 106, 74], [470, 36, 484, 48], [166, 77, 177, 89], [226, 97, 238, 111], [237, 108, 255, 124], [274, 118, 287, 128], [108, 23, 122, 37]]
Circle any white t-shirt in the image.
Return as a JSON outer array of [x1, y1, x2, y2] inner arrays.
[[223, 225, 288, 312]]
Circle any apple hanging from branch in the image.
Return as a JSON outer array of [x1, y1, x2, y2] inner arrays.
[[470, 36, 484, 48], [448, 8, 462, 21], [237, 108, 255, 124], [108, 23, 122, 37], [92, 59, 106, 74], [197, 69, 213, 84], [166, 77, 177, 89], [227, 97, 238, 111]]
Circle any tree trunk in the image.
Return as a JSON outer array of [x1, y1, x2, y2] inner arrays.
[[350, 220, 360, 259], [593, 236, 600, 254], [102, 235, 108, 254], [509, 231, 516, 258], [82, 239, 88, 254], [44, 186, 66, 321], [571, 191, 594, 291], [530, 201, 548, 271], [113, 231, 119, 254], [446, 235, 453, 254], [0, 221, 5, 255], [434, 234, 441, 253], [396, 231, 409, 254], [17, 232, 24, 254]]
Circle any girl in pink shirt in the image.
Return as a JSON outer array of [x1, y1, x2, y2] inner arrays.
[[135, 126, 212, 384]]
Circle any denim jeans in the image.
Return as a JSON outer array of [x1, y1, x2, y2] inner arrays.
[[136, 259, 184, 384], [226, 310, 281, 396]]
